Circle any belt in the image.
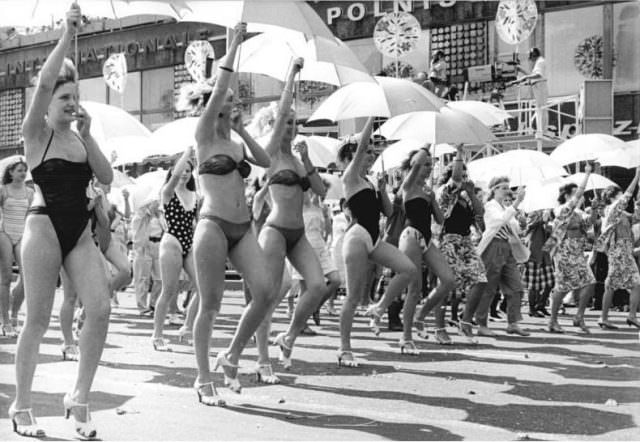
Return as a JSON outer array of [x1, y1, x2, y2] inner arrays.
[[149, 236, 162, 243]]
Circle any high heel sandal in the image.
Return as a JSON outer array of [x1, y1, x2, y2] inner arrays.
[[8, 404, 45, 438], [626, 317, 640, 329], [547, 322, 564, 333], [194, 381, 226, 407], [434, 328, 453, 345], [213, 352, 242, 393], [2, 324, 18, 338], [255, 364, 281, 384], [63, 393, 97, 440], [61, 344, 80, 361], [399, 339, 419, 355], [414, 319, 429, 340], [364, 305, 382, 336], [274, 333, 292, 370], [177, 327, 192, 344], [458, 321, 478, 345], [572, 316, 591, 334], [337, 350, 359, 367], [597, 321, 618, 330], [151, 337, 170, 352]]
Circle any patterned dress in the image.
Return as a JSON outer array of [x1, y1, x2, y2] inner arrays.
[[521, 211, 555, 292], [437, 182, 487, 296], [598, 194, 640, 291], [552, 203, 596, 294]]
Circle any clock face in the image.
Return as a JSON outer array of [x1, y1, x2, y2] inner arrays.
[[373, 12, 421, 58], [496, 0, 538, 45], [184, 40, 215, 84], [574, 35, 603, 79]]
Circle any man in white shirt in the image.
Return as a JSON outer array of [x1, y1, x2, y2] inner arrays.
[[509, 48, 549, 138]]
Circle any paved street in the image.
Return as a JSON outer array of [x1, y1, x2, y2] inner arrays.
[[1, 289, 639, 441]]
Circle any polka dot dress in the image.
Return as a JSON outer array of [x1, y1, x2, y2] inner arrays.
[[164, 193, 197, 258]]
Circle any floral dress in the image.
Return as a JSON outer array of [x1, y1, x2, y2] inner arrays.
[[598, 195, 640, 291], [552, 203, 596, 294]]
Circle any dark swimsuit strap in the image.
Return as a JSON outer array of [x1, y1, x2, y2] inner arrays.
[[41, 130, 55, 163]]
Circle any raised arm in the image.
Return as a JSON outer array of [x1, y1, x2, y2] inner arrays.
[[229, 109, 270, 168], [161, 146, 193, 204], [343, 117, 375, 183], [266, 58, 304, 157], [567, 163, 593, 211], [76, 105, 113, 184], [401, 148, 429, 193], [195, 22, 246, 145], [295, 140, 325, 197], [22, 4, 80, 149]]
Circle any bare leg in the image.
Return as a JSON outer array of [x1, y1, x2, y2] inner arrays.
[[152, 236, 183, 342], [59, 269, 77, 347], [0, 233, 14, 327]]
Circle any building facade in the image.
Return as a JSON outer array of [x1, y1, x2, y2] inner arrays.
[[0, 1, 637, 158]]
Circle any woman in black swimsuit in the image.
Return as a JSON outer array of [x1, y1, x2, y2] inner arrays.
[[338, 117, 418, 367], [10, 4, 113, 439], [191, 23, 272, 406], [252, 58, 327, 383], [151, 147, 198, 351]]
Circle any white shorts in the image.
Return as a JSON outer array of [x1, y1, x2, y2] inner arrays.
[[343, 223, 381, 255], [291, 246, 337, 280], [400, 226, 433, 253]]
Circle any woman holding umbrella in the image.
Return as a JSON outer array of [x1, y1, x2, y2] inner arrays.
[[338, 117, 417, 366], [0, 159, 33, 338], [597, 167, 640, 329], [10, 3, 113, 438], [252, 58, 329, 381], [190, 23, 271, 405], [546, 165, 597, 333]]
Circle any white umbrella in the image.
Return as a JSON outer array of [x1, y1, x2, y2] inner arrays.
[[520, 179, 559, 213], [295, 135, 341, 168], [0, 1, 183, 28], [447, 101, 513, 127], [550, 134, 628, 166], [180, 0, 334, 39], [379, 108, 495, 145], [467, 150, 567, 188], [370, 139, 456, 174], [111, 169, 136, 188], [81, 101, 151, 143], [596, 139, 640, 168], [129, 169, 167, 210], [103, 136, 159, 166], [566, 172, 618, 191], [237, 30, 372, 86], [319, 173, 343, 201], [151, 117, 245, 156], [307, 76, 445, 122]]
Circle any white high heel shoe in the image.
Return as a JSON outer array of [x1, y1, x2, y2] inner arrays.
[[213, 352, 242, 393], [274, 333, 292, 370], [8, 403, 45, 438], [63, 393, 97, 440]]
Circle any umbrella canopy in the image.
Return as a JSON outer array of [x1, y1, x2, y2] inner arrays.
[[566, 172, 618, 191], [467, 150, 567, 188], [103, 136, 158, 166], [307, 76, 445, 122], [81, 101, 151, 142], [379, 109, 495, 145], [550, 134, 628, 166], [320, 173, 343, 201], [520, 180, 559, 213], [179, 0, 334, 38], [151, 117, 244, 156], [447, 101, 513, 127], [111, 169, 136, 188], [237, 30, 372, 86], [596, 139, 640, 168], [0, 0, 184, 28], [295, 135, 341, 168], [128, 169, 167, 210], [370, 139, 456, 174]]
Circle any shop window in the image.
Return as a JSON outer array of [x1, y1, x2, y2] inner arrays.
[[142, 67, 173, 120], [108, 71, 141, 114]]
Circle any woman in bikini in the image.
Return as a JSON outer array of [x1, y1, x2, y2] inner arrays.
[[10, 4, 113, 439], [151, 147, 199, 351], [338, 117, 417, 367], [0, 160, 33, 338], [190, 23, 272, 406], [251, 59, 328, 383]]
